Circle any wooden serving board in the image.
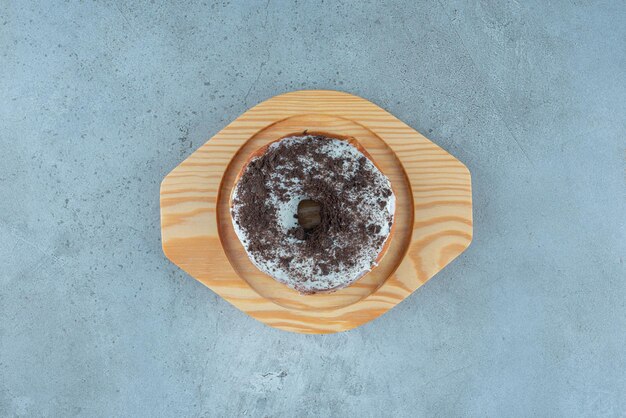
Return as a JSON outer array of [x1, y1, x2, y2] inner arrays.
[[160, 90, 472, 334]]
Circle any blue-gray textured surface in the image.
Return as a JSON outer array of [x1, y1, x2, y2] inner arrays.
[[1, 0, 625, 416]]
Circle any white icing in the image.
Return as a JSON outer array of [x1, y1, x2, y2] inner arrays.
[[231, 135, 395, 294]]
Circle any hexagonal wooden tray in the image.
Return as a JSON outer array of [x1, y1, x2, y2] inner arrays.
[[160, 90, 472, 334]]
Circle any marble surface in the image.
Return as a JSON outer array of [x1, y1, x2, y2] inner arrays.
[[1, 1, 625, 416]]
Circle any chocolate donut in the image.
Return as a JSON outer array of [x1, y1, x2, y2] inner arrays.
[[230, 134, 395, 294]]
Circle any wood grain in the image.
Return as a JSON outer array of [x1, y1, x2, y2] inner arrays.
[[160, 90, 473, 334]]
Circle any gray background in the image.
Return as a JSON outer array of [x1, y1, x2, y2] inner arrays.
[[1, 0, 625, 416]]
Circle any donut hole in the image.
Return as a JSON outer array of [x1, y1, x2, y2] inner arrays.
[[297, 199, 321, 231]]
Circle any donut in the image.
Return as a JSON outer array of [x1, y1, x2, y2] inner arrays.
[[230, 134, 395, 294]]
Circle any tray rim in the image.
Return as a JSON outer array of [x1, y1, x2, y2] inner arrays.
[[216, 115, 416, 310]]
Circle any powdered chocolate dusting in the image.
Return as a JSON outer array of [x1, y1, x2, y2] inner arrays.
[[230, 135, 395, 294]]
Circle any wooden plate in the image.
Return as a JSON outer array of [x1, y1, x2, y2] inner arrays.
[[160, 90, 472, 334]]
